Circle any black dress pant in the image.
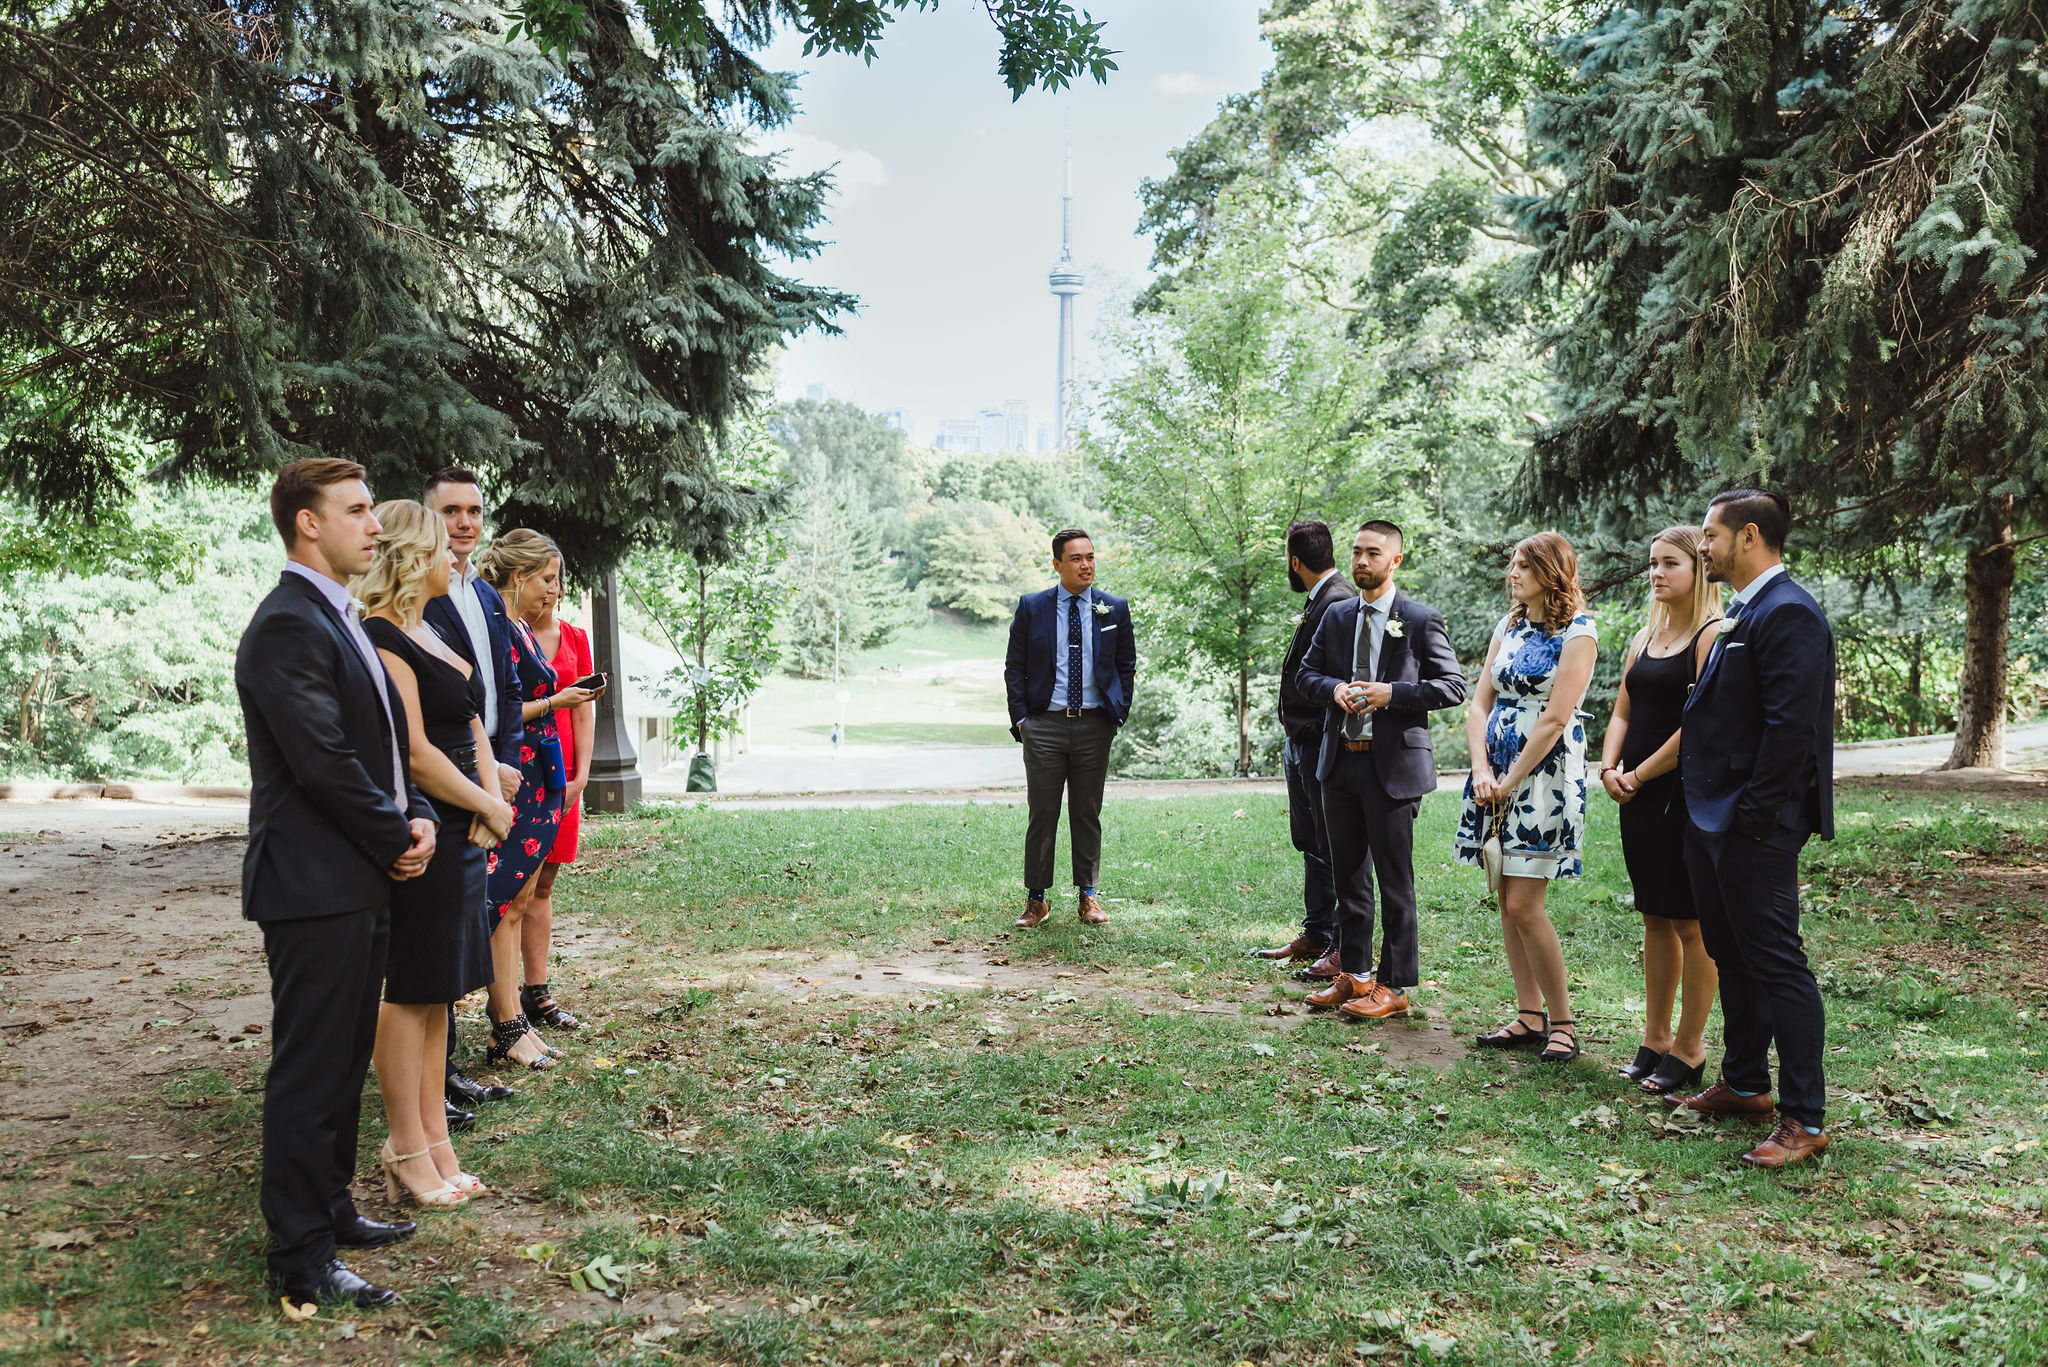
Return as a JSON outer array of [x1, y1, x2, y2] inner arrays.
[[259, 904, 389, 1276], [1318, 748, 1422, 986], [1021, 710, 1116, 890], [1284, 736, 1337, 945], [1685, 823, 1826, 1126]]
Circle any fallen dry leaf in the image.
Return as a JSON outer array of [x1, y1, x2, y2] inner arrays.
[[33, 1229, 95, 1251]]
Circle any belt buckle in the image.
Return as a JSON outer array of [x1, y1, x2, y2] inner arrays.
[[1063, 706, 1083, 717]]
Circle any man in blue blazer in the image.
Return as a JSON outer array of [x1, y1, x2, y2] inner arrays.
[[1295, 521, 1467, 1020], [421, 468, 524, 1115], [237, 459, 439, 1308], [1003, 529, 1137, 928], [1666, 489, 1836, 1169]]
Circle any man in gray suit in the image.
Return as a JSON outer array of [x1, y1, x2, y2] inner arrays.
[[1294, 521, 1467, 1020]]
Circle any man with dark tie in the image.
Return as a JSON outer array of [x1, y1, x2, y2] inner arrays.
[[1003, 529, 1137, 928], [1295, 521, 1467, 1019], [236, 459, 439, 1308], [1256, 521, 1356, 975], [1663, 489, 1837, 1169]]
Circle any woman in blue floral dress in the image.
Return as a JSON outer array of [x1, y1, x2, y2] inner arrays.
[[1455, 532, 1599, 1063]]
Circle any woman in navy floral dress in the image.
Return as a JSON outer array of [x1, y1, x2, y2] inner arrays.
[[1455, 532, 1599, 1063], [475, 531, 587, 1069]]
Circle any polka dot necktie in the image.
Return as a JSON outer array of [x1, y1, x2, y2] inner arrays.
[[1067, 594, 1083, 709]]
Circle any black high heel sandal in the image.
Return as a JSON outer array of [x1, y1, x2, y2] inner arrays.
[[1538, 1020, 1579, 1064], [521, 982, 581, 1031], [1474, 1008, 1548, 1052], [487, 1014, 553, 1071], [1618, 1045, 1665, 1082], [1638, 1053, 1705, 1095]]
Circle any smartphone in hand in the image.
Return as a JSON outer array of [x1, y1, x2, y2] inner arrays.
[[572, 672, 608, 694]]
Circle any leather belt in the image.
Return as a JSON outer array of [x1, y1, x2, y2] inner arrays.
[[446, 742, 479, 778], [1340, 738, 1373, 752], [1059, 707, 1106, 718]]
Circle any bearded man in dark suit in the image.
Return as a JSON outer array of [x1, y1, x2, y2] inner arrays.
[[236, 459, 439, 1309], [1294, 520, 1467, 1020], [1255, 520, 1357, 976], [1662, 489, 1837, 1170], [1003, 529, 1137, 928]]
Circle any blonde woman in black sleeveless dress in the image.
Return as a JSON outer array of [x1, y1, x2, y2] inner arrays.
[[1599, 526, 1723, 1096]]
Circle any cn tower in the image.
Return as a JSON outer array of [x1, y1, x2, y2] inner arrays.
[[1048, 143, 1084, 450]]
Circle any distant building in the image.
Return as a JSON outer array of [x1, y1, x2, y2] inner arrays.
[[1036, 422, 1053, 453], [877, 408, 915, 442], [977, 408, 1007, 454], [1049, 144, 1084, 449], [936, 418, 981, 452], [803, 383, 838, 403], [1003, 400, 1028, 452]]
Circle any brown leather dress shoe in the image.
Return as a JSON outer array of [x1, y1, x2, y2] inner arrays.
[[1295, 947, 1343, 982], [1255, 934, 1329, 962], [1741, 1118, 1829, 1168], [1016, 897, 1050, 928], [1338, 982, 1410, 1020], [1660, 1080, 1776, 1117], [1078, 894, 1109, 925], [1303, 972, 1372, 1010]]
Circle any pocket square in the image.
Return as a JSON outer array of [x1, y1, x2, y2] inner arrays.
[[1100, 624, 1119, 633]]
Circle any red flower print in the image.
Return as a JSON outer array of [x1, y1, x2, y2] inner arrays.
[[496, 901, 509, 916], [548, 810, 561, 824], [524, 837, 541, 857], [520, 745, 535, 763], [486, 852, 499, 874]]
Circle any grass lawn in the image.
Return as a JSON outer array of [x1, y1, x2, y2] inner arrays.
[[747, 616, 1012, 748], [7, 782, 2048, 1364]]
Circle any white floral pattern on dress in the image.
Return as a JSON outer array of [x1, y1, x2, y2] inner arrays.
[[1453, 612, 1597, 880]]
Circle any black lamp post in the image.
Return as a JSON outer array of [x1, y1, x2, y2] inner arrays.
[[585, 568, 642, 813]]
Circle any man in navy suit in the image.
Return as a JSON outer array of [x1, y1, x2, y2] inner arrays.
[[1003, 529, 1137, 928], [1665, 489, 1836, 1169], [1295, 521, 1467, 1020], [420, 468, 524, 1115], [237, 458, 439, 1308]]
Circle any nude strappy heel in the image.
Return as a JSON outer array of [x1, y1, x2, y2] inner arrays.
[[380, 1140, 466, 1207], [429, 1138, 487, 1195]]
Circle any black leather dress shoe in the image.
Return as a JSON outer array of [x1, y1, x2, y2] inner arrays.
[[447, 1067, 515, 1105], [445, 1098, 476, 1131], [272, 1258, 397, 1308], [334, 1215, 418, 1249]]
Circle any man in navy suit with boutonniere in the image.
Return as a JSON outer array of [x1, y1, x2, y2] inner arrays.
[[1295, 521, 1467, 1021], [1004, 529, 1137, 928], [1664, 489, 1837, 1170]]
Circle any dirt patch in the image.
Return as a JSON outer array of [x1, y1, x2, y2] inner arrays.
[[1841, 770, 2048, 797], [683, 944, 1465, 1070]]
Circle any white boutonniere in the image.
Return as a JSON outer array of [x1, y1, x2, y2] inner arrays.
[[1092, 601, 1111, 617], [1385, 614, 1405, 639], [1715, 617, 1740, 636]]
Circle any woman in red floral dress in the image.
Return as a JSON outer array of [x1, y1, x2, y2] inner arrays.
[[521, 566, 596, 1031], [474, 531, 595, 1069]]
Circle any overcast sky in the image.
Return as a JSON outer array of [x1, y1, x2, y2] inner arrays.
[[760, 1, 1271, 443]]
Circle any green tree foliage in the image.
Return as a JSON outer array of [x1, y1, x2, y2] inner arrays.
[[0, 1, 1110, 572], [771, 398, 928, 523], [914, 501, 1049, 622], [1087, 209, 1383, 774], [930, 451, 1092, 531], [780, 472, 916, 678], [1517, 0, 2048, 767]]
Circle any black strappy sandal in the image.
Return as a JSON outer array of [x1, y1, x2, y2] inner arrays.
[[1618, 1045, 1665, 1082], [1638, 1053, 1705, 1095], [521, 982, 582, 1031], [1475, 1008, 1548, 1052], [1539, 1020, 1580, 1064], [487, 1014, 553, 1071]]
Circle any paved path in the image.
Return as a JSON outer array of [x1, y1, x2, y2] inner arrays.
[[1832, 718, 2048, 776]]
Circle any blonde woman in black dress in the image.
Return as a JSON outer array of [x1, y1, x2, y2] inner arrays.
[[1599, 526, 1723, 1096], [357, 502, 517, 1206]]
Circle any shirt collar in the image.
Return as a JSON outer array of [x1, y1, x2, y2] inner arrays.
[[1307, 567, 1340, 598], [1058, 585, 1092, 605], [284, 560, 356, 617], [1732, 562, 1785, 609]]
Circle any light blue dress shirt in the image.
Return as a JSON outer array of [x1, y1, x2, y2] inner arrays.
[[1051, 586, 1104, 711]]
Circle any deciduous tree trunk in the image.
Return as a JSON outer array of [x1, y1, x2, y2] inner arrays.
[[1942, 519, 2014, 771], [1235, 665, 1251, 777]]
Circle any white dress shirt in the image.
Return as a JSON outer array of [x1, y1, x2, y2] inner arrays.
[[283, 561, 405, 802], [448, 565, 500, 737], [1730, 561, 1785, 613]]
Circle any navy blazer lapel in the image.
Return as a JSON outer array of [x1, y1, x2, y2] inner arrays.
[[1374, 592, 1413, 681], [1694, 571, 1790, 698], [279, 572, 396, 752]]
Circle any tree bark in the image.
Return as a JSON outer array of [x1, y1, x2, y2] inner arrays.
[[1942, 516, 2014, 770], [1235, 664, 1251, 777]]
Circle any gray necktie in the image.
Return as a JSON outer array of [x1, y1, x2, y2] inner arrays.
[[1345, 602, 1376, 740]]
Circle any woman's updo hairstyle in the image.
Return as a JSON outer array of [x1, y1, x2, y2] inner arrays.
[[353, 500, 447, 624], [474, 528, 561, 611]]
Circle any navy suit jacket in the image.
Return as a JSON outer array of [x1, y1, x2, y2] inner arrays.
[[1004, 586, 1137, 736], [236, 573, 437, 922], [423, 578, 525, 769], [1295, 590, 1468, 800], [1680, 569, 1835, 840]]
